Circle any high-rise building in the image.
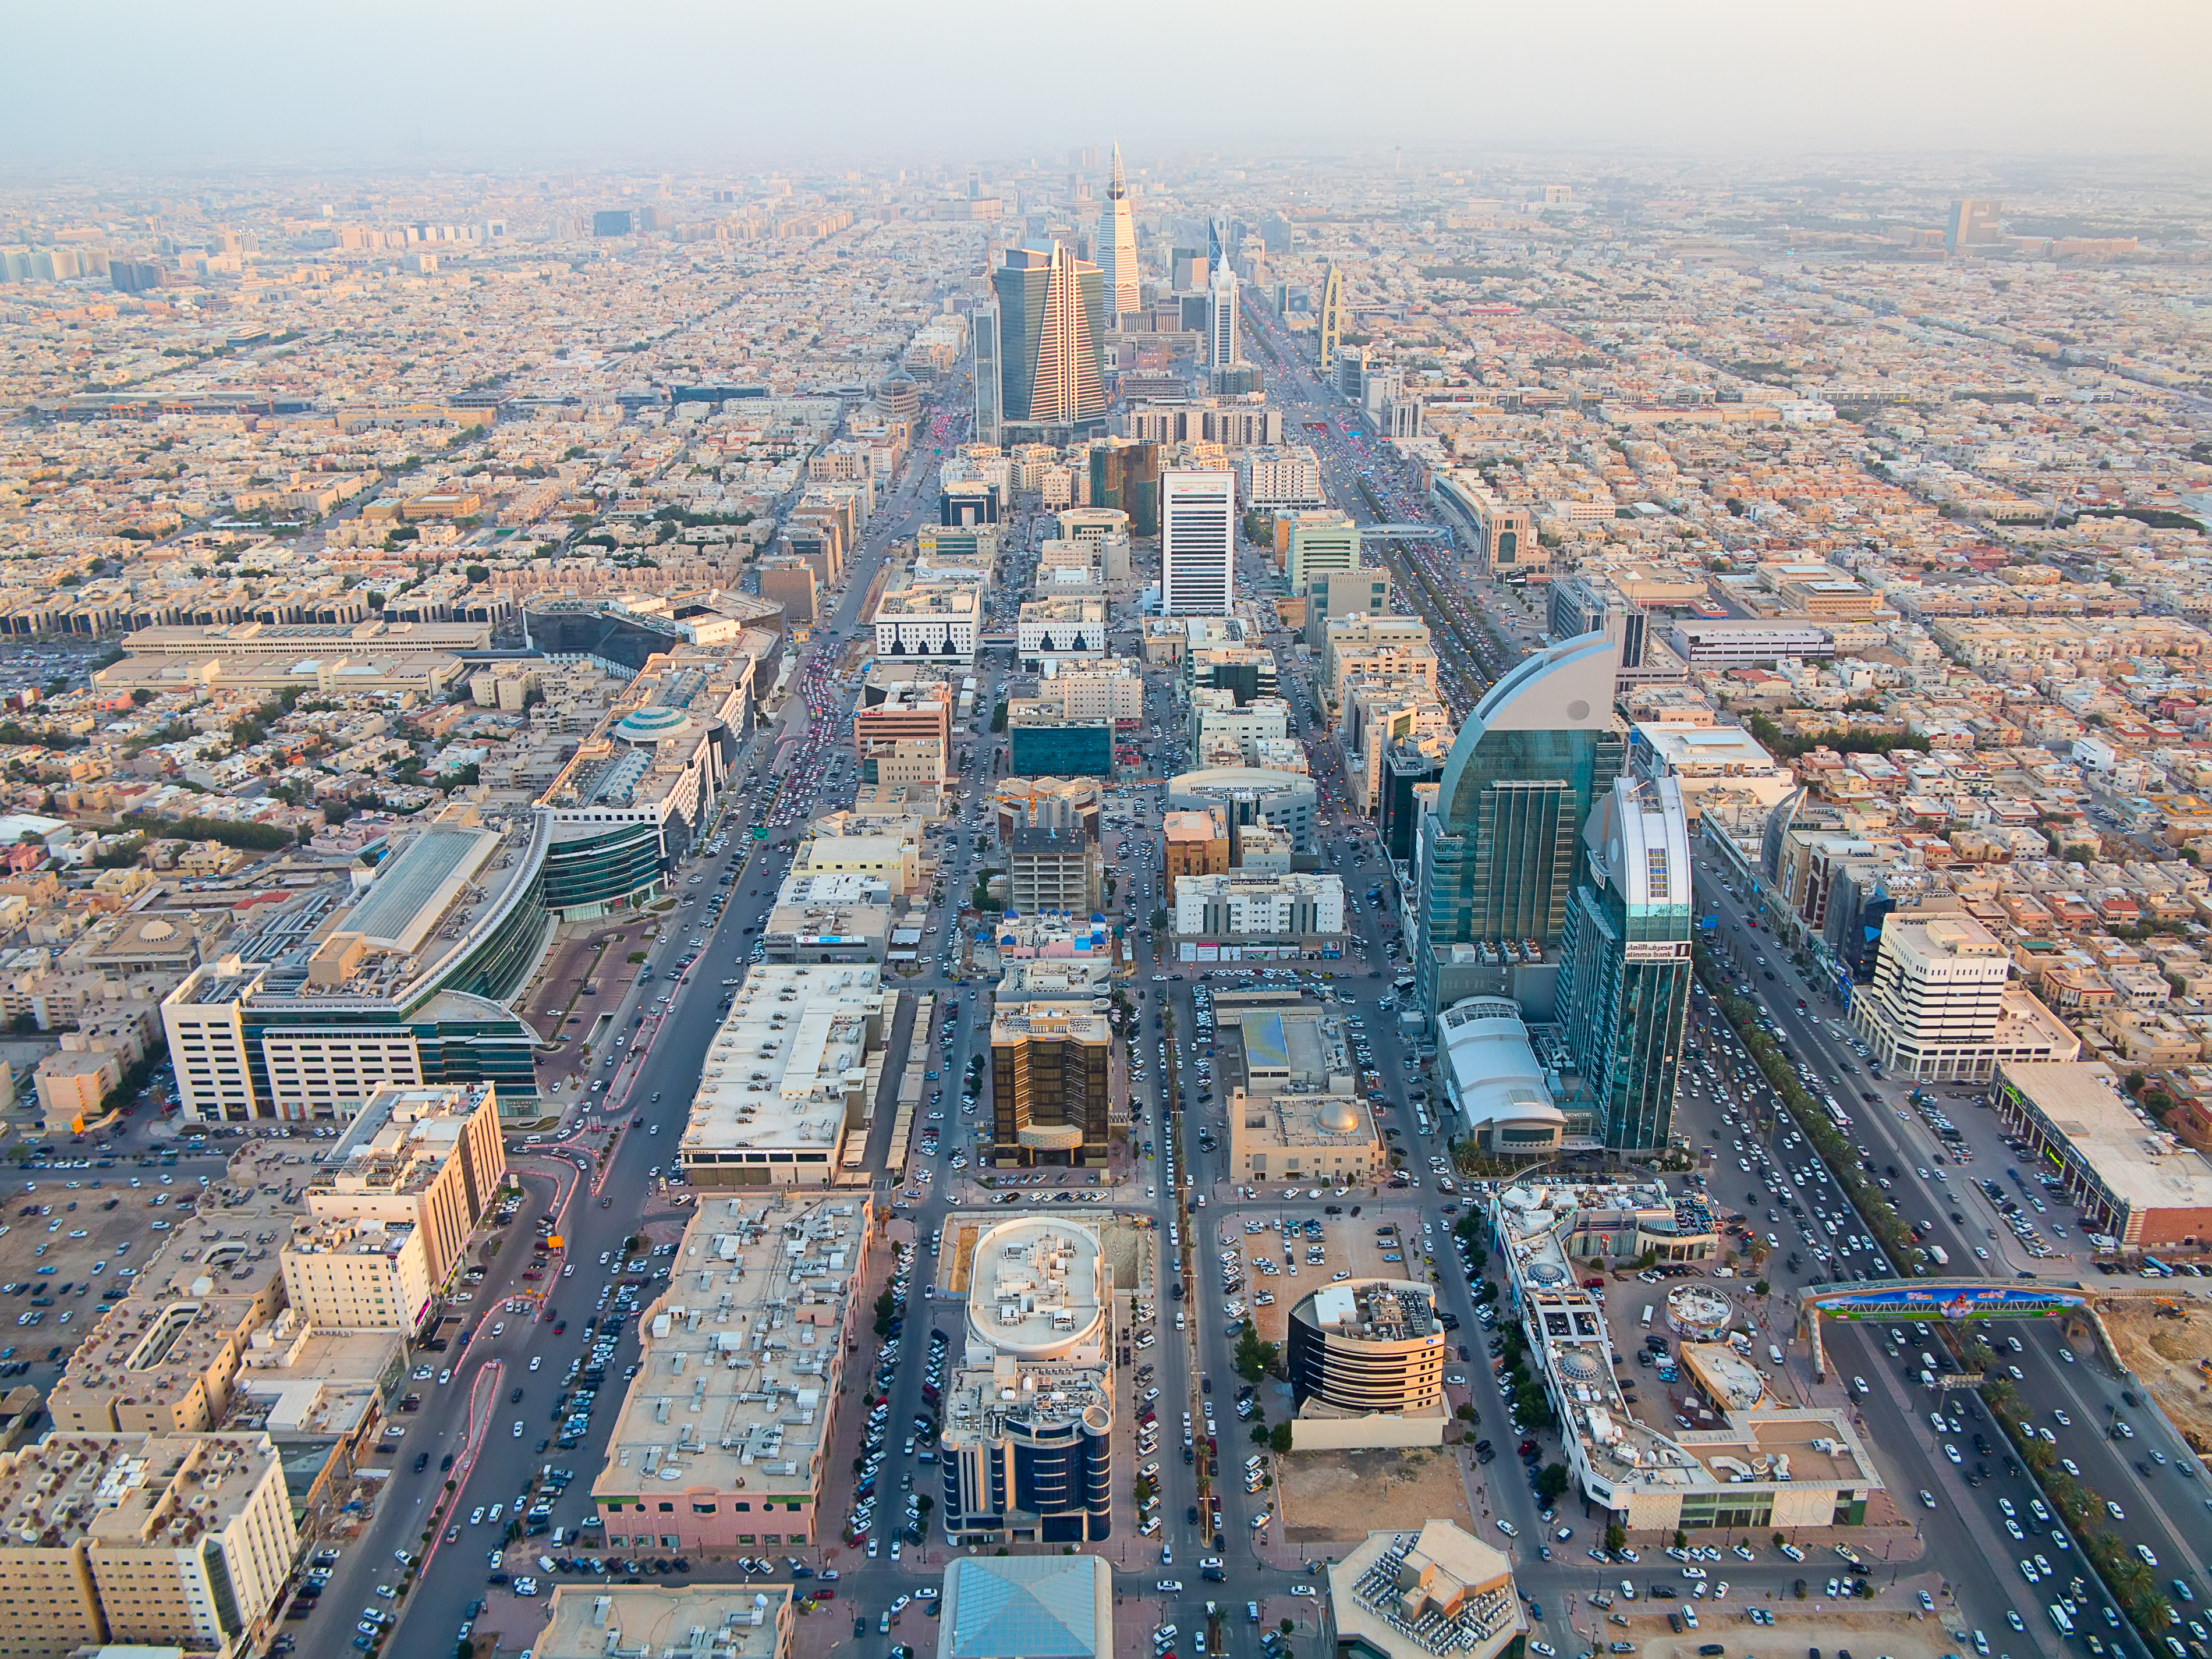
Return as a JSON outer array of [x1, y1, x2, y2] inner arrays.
[[1098, 144, 1139, 320], [1414, 633, 1622, 1017], [1316, 264, 1345, 374], [972, 299, 1002, 447], [1161, 469, 1235, 617], [993, 242, 1106, 433], [1208, 251, 1240, 367], [1547, 573, 1647, 675], [1947, 198, 2004, 251], [1851, 903, 2074, 1082], [1557, 774, 1693, 1153], [990, 1007, 1112, 1167]]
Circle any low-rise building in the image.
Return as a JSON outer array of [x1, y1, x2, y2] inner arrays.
[[539, 1584, 792, 1659], [1994, 1061, 2212, 1249], [1228, 1090, 1384, 1187], [677, 965, 894, 1189], [1488, 1179, 1880, 1532], [1172, 871, 1343, 949], [280, 1217, 434, 1334], [591, 1194, 869, 1552], [1324, 1522, 1525, 1659], [873, 583, 979, 662], [936, 1555, 1111, 1659]]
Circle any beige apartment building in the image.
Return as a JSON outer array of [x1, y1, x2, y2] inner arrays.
[[1229, 1089, 1385, 1186], [306, 1082, 507, 1290], [0, 1430, 298, 1659], [281, 1217, 436, 1333]]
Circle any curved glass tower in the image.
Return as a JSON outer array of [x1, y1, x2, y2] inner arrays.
[[1413, 632, 1622, 1017], [1558, 773, 1693, 1153]]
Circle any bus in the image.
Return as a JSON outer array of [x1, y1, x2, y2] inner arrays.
[[1824, 1100, 1852, 1130]]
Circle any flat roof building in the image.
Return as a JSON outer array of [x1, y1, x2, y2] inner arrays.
[[1325, 1522, 1524, 1659], [1665, 621, 1835, 667], [0, 1430, 298, 1659], [591, 1194, 869, 1552], [1437, 997, 1566, 1157], [307, 1082, 508, 1291], [1994, 1062, 2212, 1250], [677, 965, 893, 1189], [1854, 905, 2078, 1083], [539, 1584, 792, 1659], [1228, 1089, 1384, 1187]]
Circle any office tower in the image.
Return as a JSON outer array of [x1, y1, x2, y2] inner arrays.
[[1413, 633, 1623, 1016], [1547, 573, 1646, 672], [1284, 509, 1362, 591], [992, 242, 1106, 431], [1947, 198, 2004, 251], [1208, 250, 1240, 367], [972, 299, 1002, 446], [1316, 264, 1345, 374], [1557, 774, 1693, 1153], [991, 1006, 1112, 1167], [1098, 144, 1139, 320], [1207, 217, 1225, 270], [1161, 469, 1236, 617]]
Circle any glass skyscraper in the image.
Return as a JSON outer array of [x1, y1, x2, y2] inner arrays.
[[992, 241, 1105, 433], [1557, 773, 1694, 1153], [972, 299, 1002, 448], [1413, 633, 1622, 1018]]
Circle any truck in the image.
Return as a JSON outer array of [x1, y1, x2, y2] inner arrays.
[[1926, 1245, 1951, 1267]]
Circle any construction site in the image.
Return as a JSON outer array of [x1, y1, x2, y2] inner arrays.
[[2098, 1293, 2212, 1462]]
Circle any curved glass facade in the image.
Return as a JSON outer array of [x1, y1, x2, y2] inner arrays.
[[545, 820, 664, 916]]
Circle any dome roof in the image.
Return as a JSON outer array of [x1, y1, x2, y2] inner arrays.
[[1319, 1100, 1361, 1134], [614, 706, 694, 745]]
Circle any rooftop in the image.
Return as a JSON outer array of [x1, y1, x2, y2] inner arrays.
[[591, 1194, 866, 1506], [680, 965, 887, 1165], [963, 1220, 1107, 1362], [2001, 1061, 2212, 1215], [937, 1554, 1111, 1659], [539, 1584, 790, 1659]]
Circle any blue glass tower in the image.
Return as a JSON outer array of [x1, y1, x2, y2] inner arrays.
[[1557, 774, 1694, 1153], [1413, 633, 1622, 1018]]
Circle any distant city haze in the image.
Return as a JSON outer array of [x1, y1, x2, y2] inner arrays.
[[7, 0, 2211, 162]]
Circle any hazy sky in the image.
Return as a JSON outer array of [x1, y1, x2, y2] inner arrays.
[[9, 0, 2211, 168]]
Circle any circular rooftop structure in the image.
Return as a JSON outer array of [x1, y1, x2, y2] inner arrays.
[[966, 1217, 1105, 1360], [614, 706, 694, 745], [1557, 1348, 1605, 1383], [1525, 1260, 1569, 1289], [1318, 1100, 1362, 1134], [1667, 1283, 1734, 1341]]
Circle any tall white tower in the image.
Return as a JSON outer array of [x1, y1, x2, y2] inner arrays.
[[1098, 144, 1140, 320], [1208, 251, 1240, 368], [1161, 469, 1236, 618]]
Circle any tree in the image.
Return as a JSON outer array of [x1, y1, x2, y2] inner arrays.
[[1235, 1320, 1279, 1382], [1771, 1531, 1785, 1552], [1250, 1422, 1272, 1446], [873, 1288, 896, 1337], [1536, 1463, 1569, 1503], [1604, 1523, 1626, 1553], [1268, 1422, 1293, 1455], [1673, 1529, 1689, 1550], [1280, 1621, 1295, 1638]]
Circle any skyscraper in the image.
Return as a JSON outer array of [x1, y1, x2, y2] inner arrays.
[[1316, 264, 1345, 374], [1413, 632, 1623, 1017], [1557, 773, 1693, 1153], [1098, 144, 1139, 320], [1946, 198, 2004, 251], [1208, 250, 1240, 368], [993, 242, 1107, 433], [1161, 469, 1236, 617], [972, 299, 1002, 448]]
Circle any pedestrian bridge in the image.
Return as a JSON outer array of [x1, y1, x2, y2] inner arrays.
[[1358, 523, 1452, 543], [1795, 1280, 2115, 1378]]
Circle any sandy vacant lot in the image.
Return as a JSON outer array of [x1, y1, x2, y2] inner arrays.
[[1276, 1446, 1473, 1541], [2101, 1296, 2212, 1460]]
